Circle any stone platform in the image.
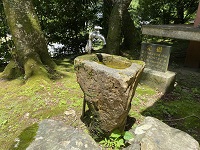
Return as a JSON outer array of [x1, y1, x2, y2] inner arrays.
[[140, 68, 176, 93]]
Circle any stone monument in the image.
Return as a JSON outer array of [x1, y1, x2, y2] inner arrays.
[[140, 43, 176, 93], [74, 53, 145, 136]]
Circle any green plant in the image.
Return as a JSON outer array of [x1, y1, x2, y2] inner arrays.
[[99, 130, 134, 149], [191, 88, 200, 94], [59, 100, 67, 107]]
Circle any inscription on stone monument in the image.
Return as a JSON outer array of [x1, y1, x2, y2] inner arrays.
[[140, 43, 171, 72]]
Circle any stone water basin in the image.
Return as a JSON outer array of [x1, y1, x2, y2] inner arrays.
[[74, 53, 145, 135]]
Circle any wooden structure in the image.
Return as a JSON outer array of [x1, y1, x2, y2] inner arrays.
[[185, 2, 200, 68]]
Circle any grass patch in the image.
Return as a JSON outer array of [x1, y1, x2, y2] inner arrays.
[[139, 70, 200, 142], [135, 84, 156, 96], [0, 57, 83, 150], [142, 99, 200, 142], [10, 123, 39, 150]]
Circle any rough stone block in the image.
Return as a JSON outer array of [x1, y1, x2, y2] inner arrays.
[[74, 53, 145, 135]]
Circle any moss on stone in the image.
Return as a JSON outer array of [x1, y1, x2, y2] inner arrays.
[[9, 123, 39, 150], [75, 53, 145, 70], [131, 60, 145, 66]]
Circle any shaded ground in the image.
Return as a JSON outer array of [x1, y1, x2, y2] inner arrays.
[[0, 53, 200, 150], [139, 66, 200, 142], [132, 42, 200, 142]]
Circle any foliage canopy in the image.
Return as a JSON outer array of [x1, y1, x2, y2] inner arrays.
[[33, 0, 101, 55], [0, 0, 199, 64], [0, 1, 11, 65], [136, 0, 199, 25]]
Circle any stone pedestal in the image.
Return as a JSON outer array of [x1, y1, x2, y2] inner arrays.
[[140, 43, 176, 93], [74, 53, 144, 135], [140, 68, 176, 93]]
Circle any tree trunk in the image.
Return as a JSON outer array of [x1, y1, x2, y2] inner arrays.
[[121, 9, 139, 50], [106, 0, 132, 55], [1, 0, 56, 79], [102, 0, 113, 38], [106, 2, 121, 55]]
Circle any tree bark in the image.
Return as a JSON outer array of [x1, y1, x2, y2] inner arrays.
[[102, 0, 113, 37], [106, 0, 132, 55], [121, 9, 139, 50], [106, 1, 121, 55], [1, 0, 56, 79]]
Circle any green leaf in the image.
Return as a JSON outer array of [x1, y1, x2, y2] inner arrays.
[[107, 139, 110, 144], [123, 131, 134, 141], [110, 129, 122, 138], [99, 140, 106, 144], [115, 139, 124, 149], [118, 139, 124, 146]]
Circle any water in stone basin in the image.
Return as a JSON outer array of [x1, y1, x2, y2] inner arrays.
[[95, 53, 132, 69]]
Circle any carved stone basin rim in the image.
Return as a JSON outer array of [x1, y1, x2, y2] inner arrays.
[[74, 53, 145, 79]]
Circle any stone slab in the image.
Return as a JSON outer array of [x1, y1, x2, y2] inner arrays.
[[142, 24, 200, 41], [140, 68, 176, 93], [140, 43, 171, 72]]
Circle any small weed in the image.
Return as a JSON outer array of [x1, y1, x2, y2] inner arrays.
[[129, 110, 141, 119], [0, 119, 8, 126], [132, 97, 141, 106], [191, 88, 200, 94], [99, 130, 134, 149], [59, 99, 67, 107]]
